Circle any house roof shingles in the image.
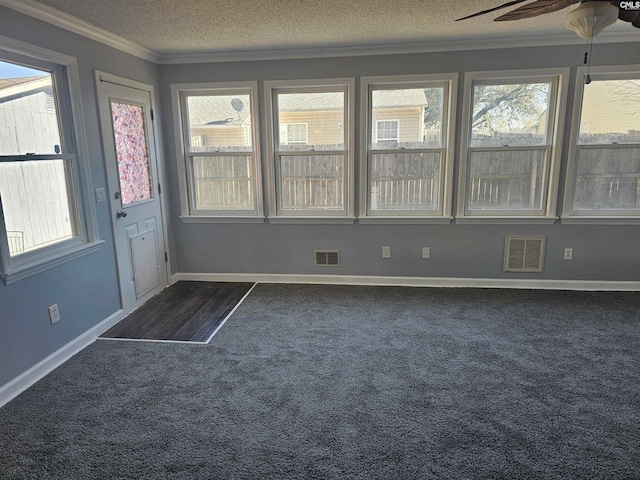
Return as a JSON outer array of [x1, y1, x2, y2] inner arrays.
[[187, 95, 251, 127], [0, 76, 48, 90], [187, 89, 428, 127]]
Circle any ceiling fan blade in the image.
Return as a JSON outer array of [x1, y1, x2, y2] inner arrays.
[[455, 0, 530, 21], [618, 9, 639, 22], [494, 0, 579, 21]]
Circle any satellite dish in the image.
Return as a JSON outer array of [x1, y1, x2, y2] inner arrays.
[[231, 98, 244, 113], [231, 98, 244, 121]]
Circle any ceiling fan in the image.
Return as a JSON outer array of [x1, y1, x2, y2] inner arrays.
[[457, 0, 640, 38]]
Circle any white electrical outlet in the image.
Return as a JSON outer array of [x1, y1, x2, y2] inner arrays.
[[422, 247, 431, 259], [48, 304, 60, 324], [564, 248, 573, 261], [382, 246, 391, 258]]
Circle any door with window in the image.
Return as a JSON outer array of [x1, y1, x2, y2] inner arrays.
[[96, 74, 167, 314]]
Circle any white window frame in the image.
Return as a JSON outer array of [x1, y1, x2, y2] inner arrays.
[[0, 35, 101, 285], [263, 78, 355, 224], [282, 123, 309, 145], [359, 74, 457, 224], [456, 68, 569, 224], [375, 119, 400, 142], [562, 65, 640, 225], [170, 81, 264, 223]]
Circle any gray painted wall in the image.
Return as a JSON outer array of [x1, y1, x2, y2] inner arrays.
[[0, 6, 161, 387], [159, 43, 640, 281]]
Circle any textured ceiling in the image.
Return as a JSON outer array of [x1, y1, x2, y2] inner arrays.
[[33, 0, 635, 55]]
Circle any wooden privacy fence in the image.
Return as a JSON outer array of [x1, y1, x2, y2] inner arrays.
[[370, 152, 441, 211], [578, 132, 640, 144], [471, 133, 546, 147], [280, 154, 344, 210], [468, 150, 545, 210], [189, 143, 640, 212], [574, 148, 640, 209], [192, 155, 253, 210]]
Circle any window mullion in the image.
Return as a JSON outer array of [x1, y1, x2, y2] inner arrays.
[[370, 148, 445, 155], [186, 151, 254, 157], [468, 145, 550, 153], [576, 143, 640, 149], [276, 150, 345, 156], [0, 154, 76, 163]]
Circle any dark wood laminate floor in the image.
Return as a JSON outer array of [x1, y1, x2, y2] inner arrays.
[[100, 281, 255, 342]]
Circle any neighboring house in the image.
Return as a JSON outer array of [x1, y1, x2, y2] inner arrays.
[[369, 89, 428, 145], [0, 75, 60, 155], [186, 95, 252, 149], [580, 79, 640, 142], [186, 89, 431, 212], [187, 89, 428, 149], [0, 76, 72, 256]]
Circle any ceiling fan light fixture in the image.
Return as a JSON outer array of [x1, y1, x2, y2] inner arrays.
[[565, 2, 619, 39]]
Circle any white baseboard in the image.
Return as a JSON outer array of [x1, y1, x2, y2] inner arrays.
[[0, 309, 125, 409], [175, 272, 640, 291]]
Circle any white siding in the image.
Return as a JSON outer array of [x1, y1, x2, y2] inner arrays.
[[0, 88, 71, 255], [0, 88, 61, 155]]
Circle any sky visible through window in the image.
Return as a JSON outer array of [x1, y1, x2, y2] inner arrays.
[[0, 60, 45, 79]]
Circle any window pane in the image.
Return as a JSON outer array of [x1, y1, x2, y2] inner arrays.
[[468, 150, 545, 211], [370, 152, 441, 212], [579, 79, 640, 144], [471, 83, 551, 147], [282, 123, 308, 144], [0, 159, 76, 256], [111, 101, 153, 206], [191, 156, 254, 211], [279, 154, 343, 211], [277, 92, 344, 151], [376, 120, 399, 142], [0, 60, 62, 155], [574, 148, 640, 210], [371, 87, 442, 149], [186, 94, 253, 153]]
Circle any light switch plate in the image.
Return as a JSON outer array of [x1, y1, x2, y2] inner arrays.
[[95, 188, 106, 203]]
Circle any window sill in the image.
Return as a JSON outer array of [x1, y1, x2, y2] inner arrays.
[[268, 216, 356, 224], [560, 216, 640, 225], [180, 216, 265, 224], [1, 240, 104, 285], [358, 216, 453, 225], [455, 216, 559, 225]]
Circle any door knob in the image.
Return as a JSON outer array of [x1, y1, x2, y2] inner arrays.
[[116, 210, 127, 218], [114, 191, 121, 199]]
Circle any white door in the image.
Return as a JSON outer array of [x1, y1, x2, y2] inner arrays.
[[96, 75, 168, 314]]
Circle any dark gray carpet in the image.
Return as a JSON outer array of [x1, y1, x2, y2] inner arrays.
[[0, 284, 639, 480]]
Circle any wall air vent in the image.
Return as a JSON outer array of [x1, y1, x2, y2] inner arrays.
[[504, 237, 545, 272], [314, 250, 340, 267]]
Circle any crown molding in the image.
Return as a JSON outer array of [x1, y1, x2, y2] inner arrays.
[[0, 0, 160, 62], [157, 30, 640, 65]]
